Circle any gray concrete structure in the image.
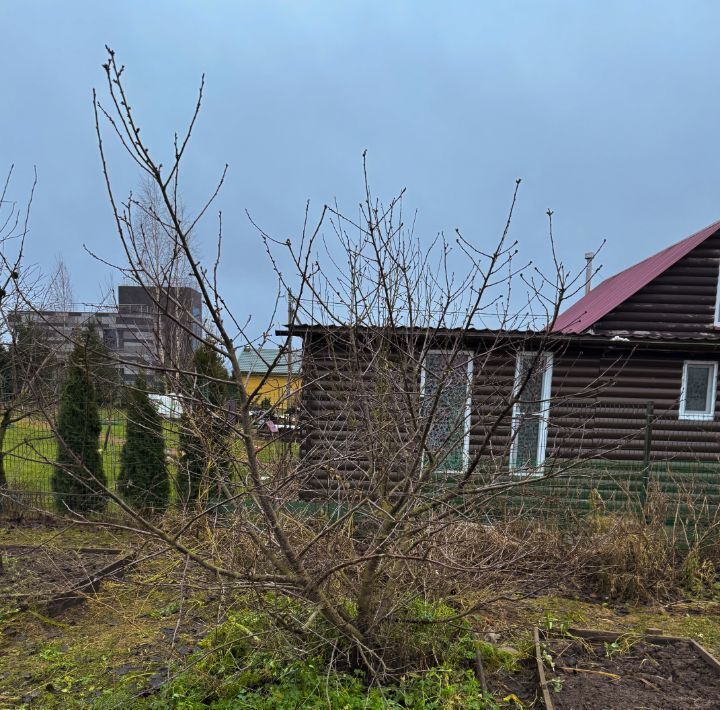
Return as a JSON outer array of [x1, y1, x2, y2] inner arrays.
[[12, 285, 202, 383]]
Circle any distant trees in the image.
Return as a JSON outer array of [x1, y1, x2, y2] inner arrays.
[[47, 256, 74, 311], [117, 372, 169, 509], [51, 331, 107, 513], [176, 344, 231, 506]]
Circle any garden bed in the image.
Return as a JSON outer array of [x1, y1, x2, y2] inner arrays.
[[538, 628, 720, 709]]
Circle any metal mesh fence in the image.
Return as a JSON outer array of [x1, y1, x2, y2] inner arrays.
[[502, 400, 720, 525], [0, 407, 298, 516], [3, 400, 720, 525]]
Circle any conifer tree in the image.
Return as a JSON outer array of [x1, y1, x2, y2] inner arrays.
[[177, 344, 230, 505], [51, 332, 107, 513], [118, 372, 169, 509], [79, 322, 121, 407]]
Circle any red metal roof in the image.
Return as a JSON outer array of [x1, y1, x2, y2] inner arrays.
[[552, 219, 720, 333]]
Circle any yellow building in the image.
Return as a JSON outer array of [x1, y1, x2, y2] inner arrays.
[[237, 347, 300, 411]]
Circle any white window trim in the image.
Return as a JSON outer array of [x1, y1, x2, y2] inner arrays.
[[679, 360, 718, 421], [714, 262, 720, 326], [509, 351, 554, 476], [420, 349, 473, 474]]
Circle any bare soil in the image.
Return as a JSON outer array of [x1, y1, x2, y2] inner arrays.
[[0, 544, 122, 601], [547, 637, 720, 709]]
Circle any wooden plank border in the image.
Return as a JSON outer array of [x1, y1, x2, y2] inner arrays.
[[536, 626, 720, 709], [533, 627, 555, 710]]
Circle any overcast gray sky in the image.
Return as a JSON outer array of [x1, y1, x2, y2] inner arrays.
[[3, 1, 720, 334]]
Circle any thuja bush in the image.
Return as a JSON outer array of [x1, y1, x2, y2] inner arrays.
[[51, 336, 107, 513], [117, 372, 169, 509], [176, 418, 204, 506]]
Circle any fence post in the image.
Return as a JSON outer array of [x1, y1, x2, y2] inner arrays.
[[640, 400, 654, 518]]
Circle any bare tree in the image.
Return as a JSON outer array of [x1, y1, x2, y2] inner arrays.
[[132, 174, 193, 286], [47, 255, 74, 310], [33, 47, 610, 682], [0, 166, 34, 317], [0, 166, 33, 494], [0, 166, 57, 499], [113, 175, 197, 377]]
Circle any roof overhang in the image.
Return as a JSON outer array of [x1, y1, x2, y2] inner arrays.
[[276, 325, 720, 353]]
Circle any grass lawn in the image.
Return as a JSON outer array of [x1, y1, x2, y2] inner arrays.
[[2, 411, 296, 510], [2, 410, 176, 494]]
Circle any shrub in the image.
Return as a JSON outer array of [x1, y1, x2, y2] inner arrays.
[[77, 322, 121, 407], [176, 418, 204, 505], [176, 344, 231, 506], [51, 335, 107, 513], [117, 372, 169, 509], [578, 512, 676, 602], [369, 597, 478, 675], [682, 547, 717, 595]]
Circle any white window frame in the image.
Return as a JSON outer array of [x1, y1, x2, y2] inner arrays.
[[509, 351, 554, 476], [420, 349, 473, 474], [679, 360, 718, 421], [714, 262, 720, 326]]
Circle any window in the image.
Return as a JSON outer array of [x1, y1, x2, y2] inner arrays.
[[422, 351, 472, 474], [680, 361, 717, 420], [510, 352, 553, 474]]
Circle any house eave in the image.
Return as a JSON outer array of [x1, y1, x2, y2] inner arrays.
[[275, 324, 720, 352]]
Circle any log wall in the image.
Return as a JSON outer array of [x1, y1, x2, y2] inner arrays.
[[298, 333, 720, 509]]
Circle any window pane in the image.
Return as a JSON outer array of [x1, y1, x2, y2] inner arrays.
[[685, 365, 711, 413], [516, 354, 545, 413], [424, 352, 469, 473], [515, 414, 541, 468], [513, 354, 548, 468]]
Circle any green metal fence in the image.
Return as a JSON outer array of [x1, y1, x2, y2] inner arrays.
[[499, 401, 720, 526]]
